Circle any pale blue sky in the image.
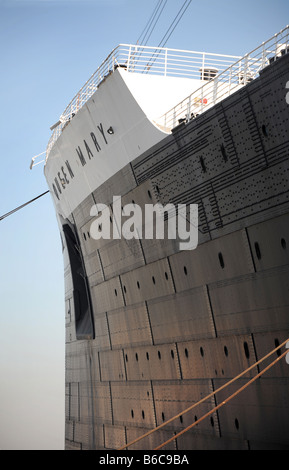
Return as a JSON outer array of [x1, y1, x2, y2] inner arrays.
[[0, 0, 288, 450]]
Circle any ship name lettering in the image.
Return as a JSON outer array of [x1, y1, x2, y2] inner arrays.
[[97, 122, 108, 145], [52, 161, 75, 200], [90, 131, 101, 152], [75, 122, 110, 166], [65, 160, 74, 179], [52, 122, 111, 200], [76, 145, 86, 166], [53, 178, 62, 200]]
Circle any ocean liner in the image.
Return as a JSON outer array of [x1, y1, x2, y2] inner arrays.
[[42, 26, 289, 450]]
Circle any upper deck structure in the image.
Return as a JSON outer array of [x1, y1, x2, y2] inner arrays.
[[43, 25, 289, 164]]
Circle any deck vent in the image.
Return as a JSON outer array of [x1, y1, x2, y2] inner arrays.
[[199, 67, 218, 81]]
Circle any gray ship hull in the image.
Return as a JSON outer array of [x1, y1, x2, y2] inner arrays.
[[57, 52, 289, 450]]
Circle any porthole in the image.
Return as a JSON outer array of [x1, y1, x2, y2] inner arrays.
[[224, 345, 229, 356], [184, 266, 188, 275], [162, 412, 165, 421], [179, 415, 183, 424], [281, 238, 287, 250], [137, 281, 140, 289], [200, 156, 206, 172], [171, 349, 174, 359], [274, 338, 281, 357], [131, 410, 134, 418], [220, 143, 228, 162], [146, 352, 149, 360], [243, 341, 250, 359], [125, 354, 128, 362], [123, 285, 127, 294], [218, 252, 225, 269], [254, 242, 262, 260], [185, 348, 189, 358], [148, 190, 152, 199], [200, 346, 204, 357], [114, 289, 118, 296], [83, 233, 87, 241], [135, 353, 138, 361], [210, 417, 214, 427], [165, 272, 168, 280], [142, 410, 145, 419], [235, 418, 239, 430], [262, 124, 268, 137], [158, 350, 162, 360], [152, 276, 156, 284]]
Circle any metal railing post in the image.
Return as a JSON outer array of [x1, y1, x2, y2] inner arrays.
[[213, 77, 218, 104], [228, 66, 232, 95], [173, 108, 176, 129], [127, 45, 132, 72], [201, 53, 205, 80], [244, 54, 248, 84], [46, 27, 289, 156], [187, 95, 191, 121]]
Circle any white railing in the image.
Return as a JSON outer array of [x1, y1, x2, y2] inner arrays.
[[45, 45, 241, 159], [45, 26, 289, 160], [158, 25, 289, 130]]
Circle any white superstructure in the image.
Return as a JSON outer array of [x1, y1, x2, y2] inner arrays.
[[43, 27, 289, 220], [43, 44, 242, 219]]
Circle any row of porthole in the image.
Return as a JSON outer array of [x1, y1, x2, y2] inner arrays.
[[160, 411, 215, 428], [254, 237, 287, 260], [124, 341, 250, 370], [117, 252, 227, 299], [195, 133, 272, 173], [121, 272, 169, 295], [183, 234, 288, 275], [183, 252, 225, 275], [184, 341, 250, 359], [125, 349, 175, 363], [112, 251, 225, 297], [125, 339, 285, 426], [129, 409, 216, 426], [123, 337, 282, 372], [130, 409, 240, 431], [127, 341, 285, 426], [131, 409, 146, 420], [199, 144, 229, 173]]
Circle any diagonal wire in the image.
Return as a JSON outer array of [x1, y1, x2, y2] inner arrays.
[[137, 0, 164, 45], [158, 0, 192, 48], [142, 0, 168, 46], [143, 0, 193, 73], [0, 191, 49, 221], [155, 347, 288, 449], [118, 338, 289, 449]]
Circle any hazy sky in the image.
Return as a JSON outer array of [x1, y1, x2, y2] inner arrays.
[[0, 0, 288, 450]]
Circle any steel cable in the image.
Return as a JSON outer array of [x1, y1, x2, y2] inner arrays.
[[0, 190, 49, 221], [118, 338, 289, 450], [154, 347, 288, 449]]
